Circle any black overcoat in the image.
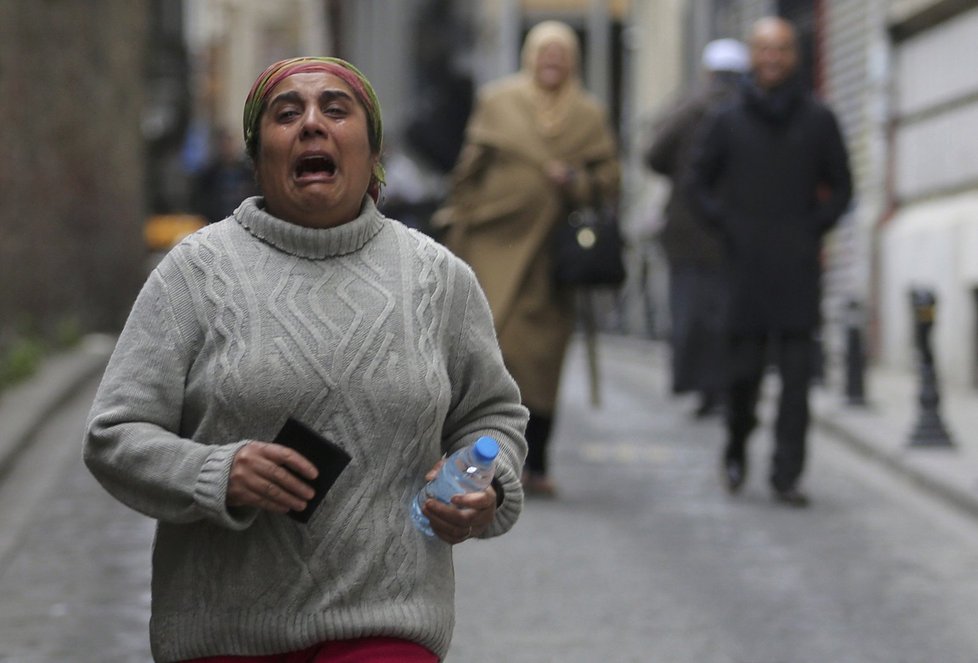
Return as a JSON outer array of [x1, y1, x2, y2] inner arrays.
[[687, 77, 852, 333]]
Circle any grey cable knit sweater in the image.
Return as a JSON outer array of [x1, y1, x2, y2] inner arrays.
[[84, 196, 528, 662]]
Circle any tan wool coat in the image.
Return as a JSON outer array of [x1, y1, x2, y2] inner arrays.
[[436, 73, 620, 413]]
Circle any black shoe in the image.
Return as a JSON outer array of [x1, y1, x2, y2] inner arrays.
[[723, 458, 746, 493], [773, 486, 810, 508]]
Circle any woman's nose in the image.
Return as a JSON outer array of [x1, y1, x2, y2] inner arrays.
[[299, 108, 327, 138]]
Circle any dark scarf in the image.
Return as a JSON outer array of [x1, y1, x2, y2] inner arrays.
[[742, 74, 806, 125]]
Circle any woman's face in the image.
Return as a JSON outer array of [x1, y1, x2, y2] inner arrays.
[[255, 71, 376, 228], [533, 42, 573, 91]]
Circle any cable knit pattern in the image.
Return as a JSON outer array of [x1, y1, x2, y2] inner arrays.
[[84, 197, 528, 662]]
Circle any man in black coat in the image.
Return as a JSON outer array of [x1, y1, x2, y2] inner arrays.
[[687, 17, 852, 506]]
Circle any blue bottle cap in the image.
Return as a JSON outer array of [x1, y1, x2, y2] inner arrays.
[[473, 436, 499, 462]]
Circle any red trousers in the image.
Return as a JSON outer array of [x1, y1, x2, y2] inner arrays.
[[182, 637, 438, 663]]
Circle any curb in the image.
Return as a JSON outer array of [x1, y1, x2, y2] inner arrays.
[[813, 414, 978, 520], [0, 334, 114, 480]]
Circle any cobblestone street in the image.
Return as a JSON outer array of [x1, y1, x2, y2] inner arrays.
[[0, 379, 154, 662]]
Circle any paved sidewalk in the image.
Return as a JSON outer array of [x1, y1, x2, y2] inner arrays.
[[812, 361, 978, 519], [2, 332, 977, 521], [0, 334, 115, 480]]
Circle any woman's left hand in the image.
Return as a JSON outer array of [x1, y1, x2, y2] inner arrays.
[[421, 461, 497, 545]]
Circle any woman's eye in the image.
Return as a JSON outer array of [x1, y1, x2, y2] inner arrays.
[[324, 105, 347, 118], [277, 109, 300, 122]]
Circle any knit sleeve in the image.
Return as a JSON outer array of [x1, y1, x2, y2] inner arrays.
[[442, 261, 528, 538], [83, 266, 257, 530]]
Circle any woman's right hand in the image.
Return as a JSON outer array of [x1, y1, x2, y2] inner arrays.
[[227, 441, 319, 513]]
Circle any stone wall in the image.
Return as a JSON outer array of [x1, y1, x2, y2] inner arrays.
[[0, 1, 148, 341]]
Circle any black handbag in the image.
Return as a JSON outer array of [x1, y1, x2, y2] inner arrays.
[[552, 201, 626, 288]]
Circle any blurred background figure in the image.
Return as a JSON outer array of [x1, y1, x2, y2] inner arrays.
[[645, 38, 749, 419], [688, 17, 852, 507], [191, 127, 258, 224], [403, 0, 474, 178], [434, 20, 620, 497]]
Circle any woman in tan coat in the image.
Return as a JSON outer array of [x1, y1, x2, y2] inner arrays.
[[435, 21, 620, 495]]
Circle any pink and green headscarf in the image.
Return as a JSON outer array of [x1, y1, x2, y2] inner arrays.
[[243, 56, 385, 201]]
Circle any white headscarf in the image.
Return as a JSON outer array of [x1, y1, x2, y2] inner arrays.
[[520, 21, 583, 136]]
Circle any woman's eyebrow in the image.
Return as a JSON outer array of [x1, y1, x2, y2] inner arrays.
[[268, 90, 304, 108], [267, 88, 353, 110], [319, 89, 354, 104]]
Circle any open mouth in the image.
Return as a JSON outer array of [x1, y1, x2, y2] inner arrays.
[[295, 155, 337, 179]]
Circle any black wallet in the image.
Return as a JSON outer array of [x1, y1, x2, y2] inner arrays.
[[274, 417, 351, 523]]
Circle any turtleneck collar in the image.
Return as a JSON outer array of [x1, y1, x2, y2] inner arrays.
[[233, 196, 386, 259], [741, 74, 806, 125]]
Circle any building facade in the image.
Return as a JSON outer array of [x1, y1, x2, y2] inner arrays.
[[880, 0, 978, 389]]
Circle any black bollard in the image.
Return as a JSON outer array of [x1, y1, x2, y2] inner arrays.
[[844, 299, 867, 406], [908, 288, 954, 447]]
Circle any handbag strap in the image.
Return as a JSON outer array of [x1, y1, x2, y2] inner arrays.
[[576, 160, 613, 212]]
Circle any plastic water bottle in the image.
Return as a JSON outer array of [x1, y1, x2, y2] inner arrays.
[[411, 436, 499, 538]]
